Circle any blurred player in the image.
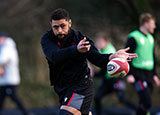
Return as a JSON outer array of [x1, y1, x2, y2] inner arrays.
[[125, 13, 160, 115], [0, 33, 31, 115]]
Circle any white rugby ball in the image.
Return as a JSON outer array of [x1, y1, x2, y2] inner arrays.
[[107, 58, 130, 78]]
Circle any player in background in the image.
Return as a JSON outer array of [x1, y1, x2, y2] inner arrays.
[[93, 32, 137, 115], [125, 13, 160, 115], [0, 33, 32, 115]]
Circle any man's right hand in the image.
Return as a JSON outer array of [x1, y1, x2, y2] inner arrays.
[[77, 37, 91, 53]]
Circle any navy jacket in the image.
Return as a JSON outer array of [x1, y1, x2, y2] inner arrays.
[[41, 29, 111, 89]]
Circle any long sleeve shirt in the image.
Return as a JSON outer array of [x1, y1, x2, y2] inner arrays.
[[41, 29, 111, 89]]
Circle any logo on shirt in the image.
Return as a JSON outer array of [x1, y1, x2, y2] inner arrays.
[[64, 97, 68, 102]]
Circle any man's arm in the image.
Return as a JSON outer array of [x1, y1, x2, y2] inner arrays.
[[125, 37, 137, 83], [85, 37, 137, 68], [0, 66, 4, 76], [0, 64, 7, 77], [125, 37, 136, 53], [153, 46, 160, 86], [84, 38, 111, 68], [153, 48, 157, 75], [125, 37, 136, 75], [0, 45, 10, 77]]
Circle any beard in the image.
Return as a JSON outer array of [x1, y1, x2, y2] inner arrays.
[[56, 34, 66, 39], [55, 29, 71, 40]]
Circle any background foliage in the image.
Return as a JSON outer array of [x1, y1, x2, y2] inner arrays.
[[0, 0, 160, 108]]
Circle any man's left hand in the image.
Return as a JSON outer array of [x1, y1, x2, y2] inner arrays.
[[0, 67, 4, 77], [109, 47, 138, 61]]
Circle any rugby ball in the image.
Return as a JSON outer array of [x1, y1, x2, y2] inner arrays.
[[107, 58, 129, 78]]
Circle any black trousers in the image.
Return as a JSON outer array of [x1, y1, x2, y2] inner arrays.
[[94, 78, 137, 115], [0, 85, 29, 115], [131, 67, 154, 115], [134, 81, 153, 115]]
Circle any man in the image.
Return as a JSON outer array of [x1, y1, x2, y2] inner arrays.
[[41, 8, 137, 115], [0, 33, 31, 115], [94, 33, 137, 115], [125, 13, 160, 115]]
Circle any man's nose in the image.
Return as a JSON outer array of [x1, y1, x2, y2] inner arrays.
[[57, 27, 62, 33]]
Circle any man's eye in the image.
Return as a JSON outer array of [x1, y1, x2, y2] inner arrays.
[[53, 26, 58, 29], [60, 24, 65, 28]]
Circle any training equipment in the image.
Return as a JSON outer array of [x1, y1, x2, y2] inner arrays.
[[107, 58, 129, 78]]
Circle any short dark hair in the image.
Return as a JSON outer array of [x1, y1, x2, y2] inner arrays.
[[50, 8, 70, 21], [139, 13, 155, 25]]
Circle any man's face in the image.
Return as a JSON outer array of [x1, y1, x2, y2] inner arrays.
[[145, 19, 156, 34], [95, 37, 108, 50], [50, 19, 71, 39]]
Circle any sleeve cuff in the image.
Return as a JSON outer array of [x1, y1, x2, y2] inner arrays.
[[71, 45, 79, 54]]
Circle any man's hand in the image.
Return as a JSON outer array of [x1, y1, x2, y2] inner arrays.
[[153, 75, 160, 87], [109, 47, 138, 61], [77, 37, 91, 53], [127, 74, 135, 83], [0, 67, 4, 77]]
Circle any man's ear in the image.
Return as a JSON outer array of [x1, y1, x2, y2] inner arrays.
[[50, 21, 52, 26], [69, 19, 72, 27]]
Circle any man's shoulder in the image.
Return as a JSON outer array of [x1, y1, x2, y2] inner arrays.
[[128, 30, 143, 39], [72, 29, 84, 39], [4, 37, 16, 47], [129, 30, 139, 35], [41, 29, 54, 43], [41, 29, 53, 38]]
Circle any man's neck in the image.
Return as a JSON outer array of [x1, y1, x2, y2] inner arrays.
[[139, 26, 148, 35]]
